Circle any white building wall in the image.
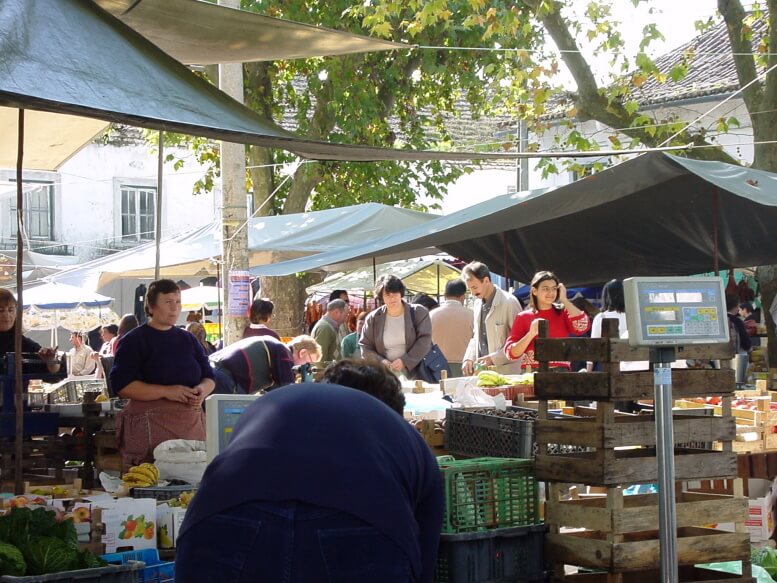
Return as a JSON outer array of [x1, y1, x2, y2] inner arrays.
[[57, 143, 217, 262]]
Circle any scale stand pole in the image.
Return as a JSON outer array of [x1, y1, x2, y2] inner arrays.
[[651, 346, 678, 583]]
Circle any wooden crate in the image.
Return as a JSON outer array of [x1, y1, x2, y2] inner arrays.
[[534, 368, 736, 401], [536, 448, 737, 486], [546, 527, 750, 572], [556, 565, 754, 583], [546, 491, 747, 534], [536, 413, 734, 449]]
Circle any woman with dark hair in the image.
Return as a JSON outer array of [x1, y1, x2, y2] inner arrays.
[[503, 271, 590, 370], [359, 275, 432, 378], [110, 279, 215, 469], [243, 298, 280, 340], [0, 288, 58, 371], [109, 314, 139, 355]]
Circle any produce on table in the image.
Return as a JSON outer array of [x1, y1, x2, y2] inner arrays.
[[476, 371, 534, 387], [167, 490, 196, 508], [0, 507, 106, 576], [122, 463, 160, 488]]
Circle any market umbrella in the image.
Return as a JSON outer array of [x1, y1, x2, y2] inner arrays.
[[180, 286, 223, 312]]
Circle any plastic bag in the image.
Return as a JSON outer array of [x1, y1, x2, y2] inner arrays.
[[153, 439, 207, 486], [453, 377, 496, 408]]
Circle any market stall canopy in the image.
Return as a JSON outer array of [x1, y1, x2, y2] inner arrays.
[[49, 203, 439, 291], [0, 0, 664, 172], [306, 257, 460, 298], [22, 283, 114, 310], [181, 286, 223, 312], [252, 153, 777, 285], [21, 282, 118, 333], [93, 0, 405, 65]]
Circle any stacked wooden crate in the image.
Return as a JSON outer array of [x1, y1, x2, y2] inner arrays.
[[533, 319, 752, 582]]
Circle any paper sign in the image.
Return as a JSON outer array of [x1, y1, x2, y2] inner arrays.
[[227, 269, 251, 317]]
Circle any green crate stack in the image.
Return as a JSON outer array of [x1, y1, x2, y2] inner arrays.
[[437, 457, 540, 533]]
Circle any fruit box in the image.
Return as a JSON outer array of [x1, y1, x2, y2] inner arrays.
[[156, 503, 187, 549], [70, 497, 157, 553]]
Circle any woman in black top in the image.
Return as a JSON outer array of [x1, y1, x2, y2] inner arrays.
[[0, 288, 58, 370]]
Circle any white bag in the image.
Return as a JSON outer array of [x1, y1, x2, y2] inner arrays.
[[153, 439, 207, 486]]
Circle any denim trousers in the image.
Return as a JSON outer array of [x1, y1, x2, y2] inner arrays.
[[175, 500, 414, 583]]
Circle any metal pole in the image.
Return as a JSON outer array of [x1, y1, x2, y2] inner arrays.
[[651, 346, 678, 583], [14, 109, 25, 494], [154, 130, 164, 281], [436, 262, 440, 302], [712, 187, 719, 276]]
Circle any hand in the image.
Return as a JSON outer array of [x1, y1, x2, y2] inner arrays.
[[163, 385, 194, 404], [90, 352, 100, 361], [38, 347, 57, 361], [462, 360, 474, 376], [187, 387, 205, 408], [477, 355, 494, 367], [390, 358, 404, 372], [558, 282, 568, 302], [529, 318, 545, 338]]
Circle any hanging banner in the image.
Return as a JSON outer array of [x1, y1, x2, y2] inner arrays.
[[227, 269, 251, 317]]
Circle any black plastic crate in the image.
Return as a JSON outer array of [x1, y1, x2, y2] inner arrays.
[[0, 562, 143, 582], [435, 524, 547, 583], [131, 484, 195, 501], [445, 407, 535, 459]]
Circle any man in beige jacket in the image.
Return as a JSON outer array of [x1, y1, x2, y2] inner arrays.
[[461, 262, 522, 376], [429, 279, 474, 377]]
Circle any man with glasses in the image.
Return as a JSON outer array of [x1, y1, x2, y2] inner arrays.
[[461, 261, 523, 376], [209, 335, 321, 394]]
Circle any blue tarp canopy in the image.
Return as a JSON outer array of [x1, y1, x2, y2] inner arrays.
[[251, 153, 777, 285]]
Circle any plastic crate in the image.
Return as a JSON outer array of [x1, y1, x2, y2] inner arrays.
[[435, 524, 547, 583], [0, 562, 143, 583], [131, 485, 194, 501], [445, 407, 536, 459], [438, 457, 540, 533], [102, 549, 174, 583]]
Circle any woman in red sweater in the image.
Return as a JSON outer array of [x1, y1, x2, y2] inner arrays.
[[503, 271, 590, 369]]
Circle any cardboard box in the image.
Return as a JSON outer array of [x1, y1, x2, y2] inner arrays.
[[746, 497, 773, 542], [157, 503, 187, 548], [68, 496, 157, 553]]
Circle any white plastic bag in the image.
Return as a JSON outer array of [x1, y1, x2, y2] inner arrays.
[[153, 439, 207, 486], [453, 377, 497, 408]]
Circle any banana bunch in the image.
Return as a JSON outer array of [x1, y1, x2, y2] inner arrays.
[[122, 463, 160, 488], [476, 370, 511, 387]]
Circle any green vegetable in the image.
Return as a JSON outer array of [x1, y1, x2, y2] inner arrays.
[[0, 507, 103, 575], [23, 536, 78, 576], [0, 541, 26, 576], [476, 370, 511, 387], [752, 546, 777, 578]]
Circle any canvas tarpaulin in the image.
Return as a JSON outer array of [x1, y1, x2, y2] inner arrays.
[[251, 153, 777, 285], [93, 0, 405, 65], [49, 203, 438, 291], [306, 257, 460, 298]]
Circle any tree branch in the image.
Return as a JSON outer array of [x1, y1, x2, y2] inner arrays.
[[718, 0, 764, 113]]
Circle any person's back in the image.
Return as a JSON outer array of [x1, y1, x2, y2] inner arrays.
[[431, 279, 474, 377], [177, 383, 443, 582]]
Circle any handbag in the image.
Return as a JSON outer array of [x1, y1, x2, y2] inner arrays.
[[409, 305, 451, 383]]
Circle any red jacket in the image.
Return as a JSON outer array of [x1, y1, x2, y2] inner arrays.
[[504, 307, 590, 369]]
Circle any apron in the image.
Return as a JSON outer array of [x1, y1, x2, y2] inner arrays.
[[116, 399, 205, 470]]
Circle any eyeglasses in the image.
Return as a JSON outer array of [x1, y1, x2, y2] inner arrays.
[[538, 285, 558, 293]]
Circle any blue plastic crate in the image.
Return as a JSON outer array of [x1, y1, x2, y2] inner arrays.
[[102, 549, 174, 583]]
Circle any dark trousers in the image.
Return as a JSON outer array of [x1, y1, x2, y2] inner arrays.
[[175, 500, 413, 583]]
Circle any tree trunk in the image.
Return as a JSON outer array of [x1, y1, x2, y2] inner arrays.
[[248, 145, 274, 216], [757, 265, 777, 378], [260, 256, 324, 338]]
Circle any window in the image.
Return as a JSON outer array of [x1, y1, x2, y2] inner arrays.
[[9, 181, 53, 239], [121, 186, 156, 241]]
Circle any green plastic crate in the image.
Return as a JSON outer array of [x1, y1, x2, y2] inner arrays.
[[438, 457, 540, 533]]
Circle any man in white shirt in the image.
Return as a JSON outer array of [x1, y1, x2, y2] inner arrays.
[[68, 331, 96, 377], [461, 262, 522, 376], [429, 279, 474, 377]]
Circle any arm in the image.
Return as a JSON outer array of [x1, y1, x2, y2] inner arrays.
[[489, 295, 522, 366], [504, 315, 541, 361], [188, 336, 216, 406], [270, 344, 295, 389], [402, 305, 432, 371], [358, 313, 381, 362]]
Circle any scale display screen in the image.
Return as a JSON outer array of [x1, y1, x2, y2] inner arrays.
[[624, 277, 729, 346], [205, 394, 261, 463]]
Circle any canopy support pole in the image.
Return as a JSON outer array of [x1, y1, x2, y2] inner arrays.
[[712, 187, 719, 276], [502, 232, 509, 290], [154, 130, 164, 281], [436, 262, 441, 301], [14, 109, 25, 494], [372, 257, 377, 285]]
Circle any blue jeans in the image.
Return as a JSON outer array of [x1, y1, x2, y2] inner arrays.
[[175, 501, 414, 583]]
